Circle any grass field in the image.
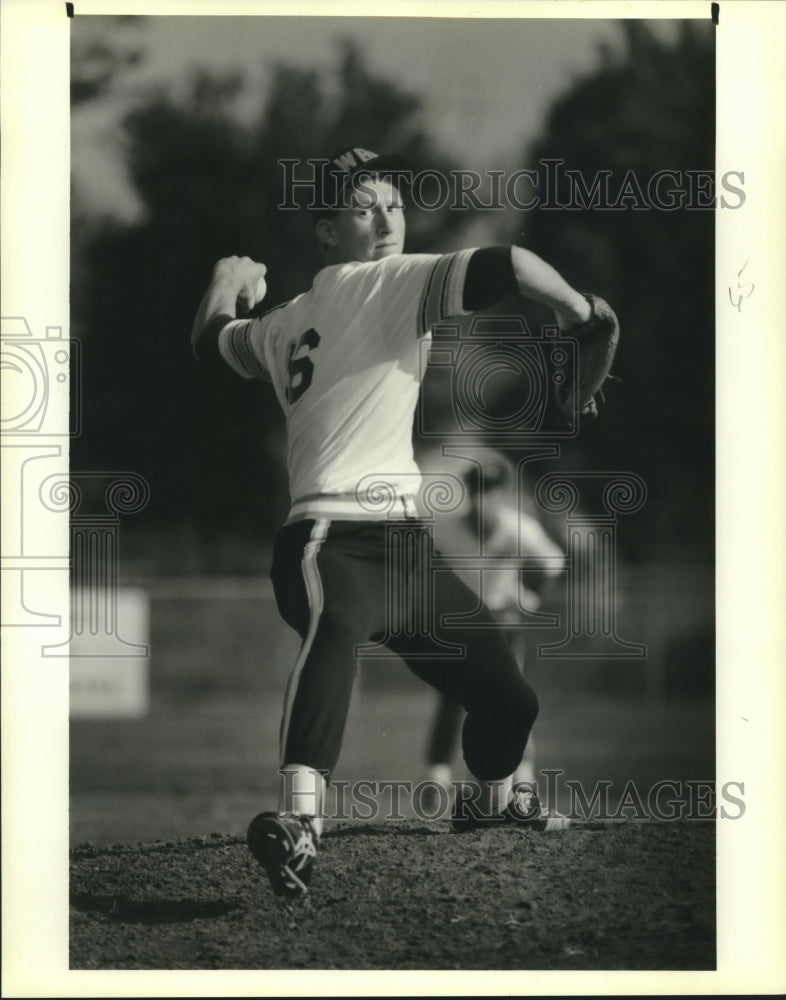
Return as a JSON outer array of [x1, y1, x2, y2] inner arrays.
[[70, 684, 715, 847]]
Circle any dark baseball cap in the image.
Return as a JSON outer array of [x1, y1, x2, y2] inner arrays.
[[310, 146, 413, 219]]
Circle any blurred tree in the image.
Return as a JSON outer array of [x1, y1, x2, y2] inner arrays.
[[504, 21, 716, 564], [71, 41, 467, 570], [70, 15, 145, 106], [71, 17, 150, 364]]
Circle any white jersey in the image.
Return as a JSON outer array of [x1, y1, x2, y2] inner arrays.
[[218, 250, 474, 521]]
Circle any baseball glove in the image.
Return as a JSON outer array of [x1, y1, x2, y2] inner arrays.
[[552, 293, 620, 426]]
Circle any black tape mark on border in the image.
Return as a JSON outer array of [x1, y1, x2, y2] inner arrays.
[[66, 2, 74, 16], [711, 3, 719, 26]]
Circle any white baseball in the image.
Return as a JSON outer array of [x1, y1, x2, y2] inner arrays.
[[253, 273, 267, 304]]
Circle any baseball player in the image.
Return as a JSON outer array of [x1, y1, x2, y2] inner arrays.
[[422, 451, 566, 805], [191, 146, 607, 896]]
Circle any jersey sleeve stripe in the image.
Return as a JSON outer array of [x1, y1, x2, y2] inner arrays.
[[439, 253, 456, 321], [419, 249, 474, 335], [417, 259, 440, 338], [443, 247, 475, 318], [218, 319, 272, 382]]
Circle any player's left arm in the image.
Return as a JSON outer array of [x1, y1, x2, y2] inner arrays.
[[462, 245, 591, 329], [191, 255, 267, 364]]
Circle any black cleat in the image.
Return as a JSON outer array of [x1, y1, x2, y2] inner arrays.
[[504, 783, 571, 831], [247, 812, 319, 896], [451, 782, 570, 832]]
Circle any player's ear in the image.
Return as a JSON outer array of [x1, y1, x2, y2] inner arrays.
[[314, 218, 337, 252]]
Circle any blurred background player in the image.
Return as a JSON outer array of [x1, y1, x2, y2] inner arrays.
[[422, 451, 566, 806], [191, 147, 603, 896]]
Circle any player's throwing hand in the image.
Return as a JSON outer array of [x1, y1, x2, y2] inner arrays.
[[216, 255, 268, 314], [191, 256, 267, 360]]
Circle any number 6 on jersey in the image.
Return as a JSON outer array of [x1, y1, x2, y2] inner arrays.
[[286, 328, 321, 404]]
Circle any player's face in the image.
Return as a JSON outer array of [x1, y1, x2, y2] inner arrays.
[[329, 178, 406, 263]]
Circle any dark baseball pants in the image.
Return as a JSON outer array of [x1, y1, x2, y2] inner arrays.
[[270, 518, 539, 782], [427, 626, 529, 767]]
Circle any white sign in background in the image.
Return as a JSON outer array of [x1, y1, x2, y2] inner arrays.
[[68, 587, 150, 718]]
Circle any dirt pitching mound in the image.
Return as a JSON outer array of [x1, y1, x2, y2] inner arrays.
[[70, 819, 714, 970]]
